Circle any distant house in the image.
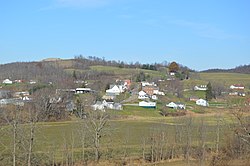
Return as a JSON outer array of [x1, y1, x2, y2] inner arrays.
[[194, 85, 207, 91], [75, 88, 94, 94], [189, 96, 199, 102], [102, 94, 116, 101], [153, 89, 165, 96], [109, 103, 123, 110], [142, 86, 158, 96], [166, 102, 186, 109], [3, 79, 13, 84], [14, 91, 29, 98], [196, 99, 209, 107], [170, 72, 176, 76], [22, 96, 31, 101], [29, 80, 37, 84], [141, 82, 157, 87], [176, 102, 186, 109], [139, 101, 156, 108], [229, 92, 238, 96], [230, 84, 245, 90], [166, 102, 178, 109], [106, 85, 122, 96], [14, 79, 24, 83], [92, 101, 105, 111], [118, 79, 131, 90], [124, 80, 131, 87], [138, 91, 149, 100], [74, 80, 86, 84], [92, 100, 123, 111]]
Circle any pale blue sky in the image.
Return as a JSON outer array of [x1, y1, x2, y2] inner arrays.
[[1, 0, 250, 70]]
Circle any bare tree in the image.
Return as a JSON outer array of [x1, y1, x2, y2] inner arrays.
[[211, 81, 227, 98], [166, 80, 183, 98], [26, 105, 39, 166], [215, 112, 222, 154], [232, 108, 250, 146], [32, 87, 68, 121], [3, 106, 23, 166], [184, 116, 193, 166], [198, 118, 207, 166], [76, 93, 110, 163], [84, 109, 109, 162]]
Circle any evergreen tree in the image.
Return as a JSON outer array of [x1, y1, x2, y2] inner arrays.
[[206, 82, 213, 101]]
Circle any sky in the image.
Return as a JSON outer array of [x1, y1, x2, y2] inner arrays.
[[1, 0, 250, 71]]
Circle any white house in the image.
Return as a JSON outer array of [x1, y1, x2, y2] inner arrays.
[[75, 88, 94, 94], [230, 84, 245, 90], [106, 85, 122, 96], [138, 90, 149, 99], [92, 100, 123, 111], [22, 96, 31, 101], [141, 82, 157, 87], [29, 80, 37, 84], [176, 102, 186, 109], [92, 101, 105, 111], [153, 90, 165, 96], [196, 99, 209, 107], [118, 85, 126, 93], [3, 79, 13, 84], [139, 101, 156, 108], [107, 103, 123, 110], [170, 72, 176, 76], [166, 102, 186, 109], [166, 102, 178, 109], [194, 85, 207, 91]]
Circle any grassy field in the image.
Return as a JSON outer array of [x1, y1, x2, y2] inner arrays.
[[90, 65, 165, 78], [1, 102, 248, 166], [198, 72, 250, 87], [0, 109, 237, 164]]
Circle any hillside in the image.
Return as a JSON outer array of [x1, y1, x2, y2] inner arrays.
[[202, 64, 250, 74], [1, 58, 250, 165]]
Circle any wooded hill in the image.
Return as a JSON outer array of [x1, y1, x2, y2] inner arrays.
[[202, 64, 250, 74]]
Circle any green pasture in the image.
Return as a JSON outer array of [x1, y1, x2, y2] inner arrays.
[[90, 65, 164, 78], [0, 109, 237, 164], [198, 72, 250, 87], [1, 103, 246, 166], [111, 105, 162, 117], [183, 90, 206, 99]]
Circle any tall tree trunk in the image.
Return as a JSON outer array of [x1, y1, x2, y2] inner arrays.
[[13, 121, 17, 166], [28, 124, 35, 166], [95, 131, 100, 162], [216, 113, 221, 154]]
